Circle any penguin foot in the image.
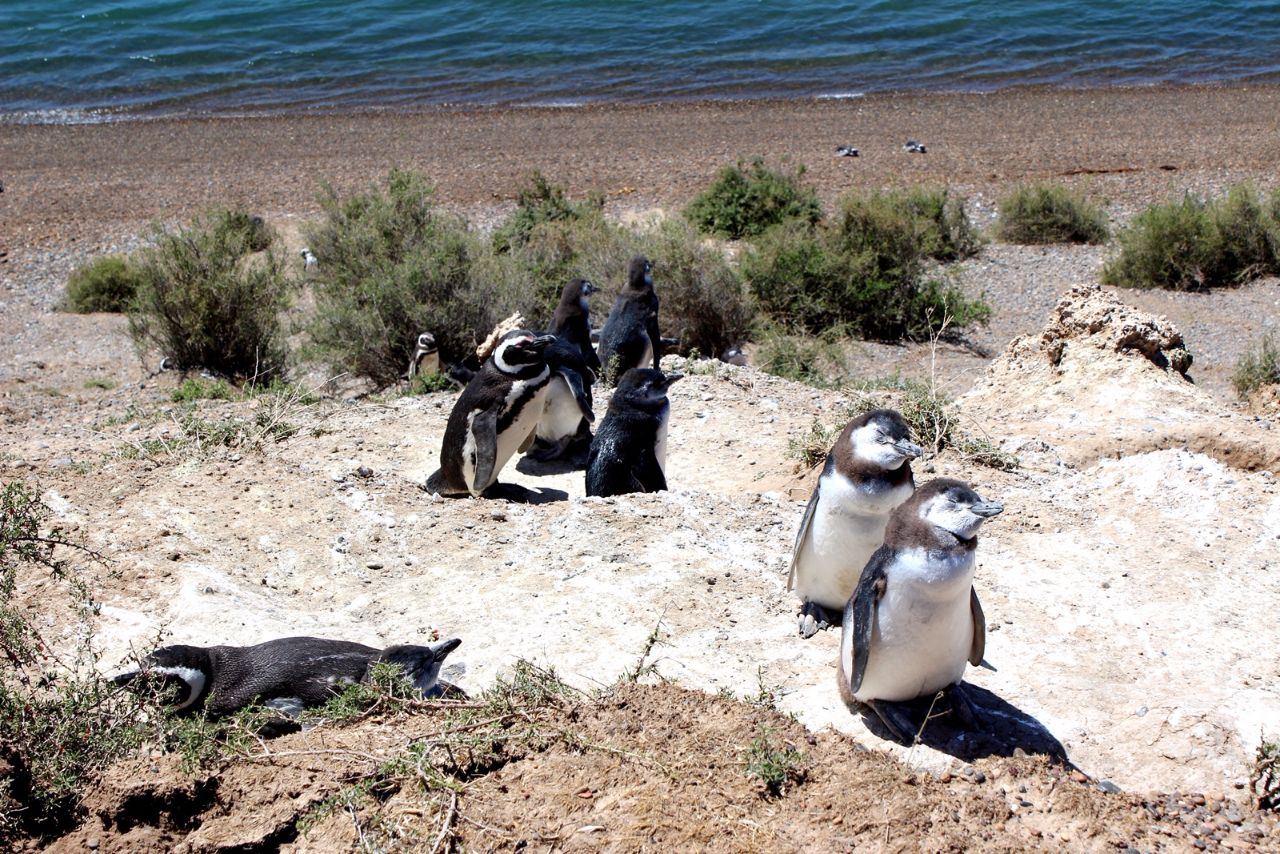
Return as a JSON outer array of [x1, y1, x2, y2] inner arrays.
[[945, 681, 985, 731], [864, 699, 919, 745], [797, 601, 843, 638]]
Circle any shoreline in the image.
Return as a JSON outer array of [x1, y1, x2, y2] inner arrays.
[[4, 82, 1280, 249]]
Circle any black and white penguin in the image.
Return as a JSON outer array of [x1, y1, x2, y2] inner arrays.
[[787, 409, 923, 638], [838, 478, 1003, 742], [585, 368, 682, 497], [300, 247, 318, 272], [903, 140, 927, 154], [528, 336, 596, 462], [113, 636, 462, 716], [835, 145, 860, 157], [426, 330, 556, 497], [549, 278, 601, 376], [596, 256, 661, 383], [408, 331, 440, 379]]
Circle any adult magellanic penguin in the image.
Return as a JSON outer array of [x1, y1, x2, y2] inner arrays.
[[114, 636, 463, 716], [838, 478, 1003, 743], [426, 330, 555, 498], [585, 368, 682, 497], [529, 335, 596, 462], [788, 409, 922, 638], [596, 256, 661, 383]]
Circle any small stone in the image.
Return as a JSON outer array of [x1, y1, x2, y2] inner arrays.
[[87, 839, 100, 850], [356, 465, 373, 478], [1096, 780, 1122, 794], [972, 771, 986, 784], [366, 561, 383, 570], [939, 772, 952, 783]]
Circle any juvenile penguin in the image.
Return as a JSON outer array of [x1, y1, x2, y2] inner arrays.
[[839, 478, 1003, 742], [426, 330, 556, 497], [114, 636, 462, 716], [529, 336, 596, 462], [407, 331, 440, 379], [585, 368, 682, 497], [549, 278, 601, 375], [788, 409, 922, 638], [596, 256, 661, 382]]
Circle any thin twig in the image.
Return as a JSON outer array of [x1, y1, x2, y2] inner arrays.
[[429, 791, 459, 854]]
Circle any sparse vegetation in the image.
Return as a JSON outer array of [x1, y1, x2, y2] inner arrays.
[[1233, 334, 1280, 399], [758, 327, 847, 388], [742, 188, 989, 340], [1102, 184, 1280, 290], [1255, 736, 1280, 811], [684, 158, 821, 240], [743, 726, 806, 798], [82, 378, 115, 391], [128, 208, 293, 380], [170, 376, 235, 402], [491, 171, 604, 253], [406, 371, 456, 395], [787, 417, 838, 470], [996, 183, 1110, 245], [64, 255, 144, 313]]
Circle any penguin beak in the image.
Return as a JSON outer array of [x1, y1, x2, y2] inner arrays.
[[432, 637, 462, 660], [971, 500, 1004, 518], [894, 440, 924, 459], [527, 334, 556, 352], [663, 372, 684, 385]]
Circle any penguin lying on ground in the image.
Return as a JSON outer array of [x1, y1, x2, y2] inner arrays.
[[839, 478, 1003, 743], [528, 336, 596, 463], [549, 278, 601, 376], [426, 330, 555, 498], [596, 256, 661, 383], [788, 409, 922, 638], [114, 636, 462, 717], [585, 368, 682, 497]]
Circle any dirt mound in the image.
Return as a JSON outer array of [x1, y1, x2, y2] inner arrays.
[[1249, 384, 1280, 417], [960, 285, 1280, 473], [45, 682, 1278, 853]]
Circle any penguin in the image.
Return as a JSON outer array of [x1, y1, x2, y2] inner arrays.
[[113, 636, 462, 717], [835, 145, 860, 157], [407, 331, 440, 379], [549, 278, 601, 375], [903, 140, 927, 154], [596, 256, 661, 383], [585, 368, 682, 497], [787, 409, 923, 639], [426, 330, 556, 498], [300, 247, 318, 272], [838, 478, 1003, 743], [528, 336, 596, 462]]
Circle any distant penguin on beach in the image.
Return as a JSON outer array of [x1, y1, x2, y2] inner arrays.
[[903, 140, 927, 154], [586, 368, 682, 497], [835, 145, 859, 157], [839, 478, 1003, 743], [787, 409, 922, 638], [114, 636, 463, 717], [426, 330, 556, 498], [596, 256, 661, 383]]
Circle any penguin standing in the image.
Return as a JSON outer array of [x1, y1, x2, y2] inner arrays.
[[549, 278, 601, 375], [839, 478, 1003, 742], [408, 331, 440, 379], [529, 336, 596, 462], [114, 636, 462, 716], [596, 256, 661, 383], [788, 409, 922, 638], [585, 368, 682, 497], [426, 331, 555, 498]]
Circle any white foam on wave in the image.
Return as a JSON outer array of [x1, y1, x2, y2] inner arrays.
[[815, 91, 865, 100], [0, 107, 123, 126]]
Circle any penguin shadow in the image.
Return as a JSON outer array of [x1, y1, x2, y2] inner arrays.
[[515, 451, 588, 477], [482, 482, 570, 505], [859, 683, 1070, 766]]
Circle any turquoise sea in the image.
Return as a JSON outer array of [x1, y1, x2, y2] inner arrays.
[[3, 1, 1280, 122]]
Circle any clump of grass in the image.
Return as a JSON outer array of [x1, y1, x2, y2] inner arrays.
[[757, 328, 846, 388], [491, 171, 604, 254], [1102, 184, 1280, 290], [1233, 335, 1280, 399], [170, 376, 235, 402], [1255, 736, 1280, 811], [742, 187, 988, 341], [405, 371, 456, 395], [743, 726, 806, 798], [787, 417, 838, 470], [684, 157, 822, 240], [128, 208, 292, 380], [82, 378, 115, 391], [64, 255, 144, 313], [996, 183, 1110, 244]]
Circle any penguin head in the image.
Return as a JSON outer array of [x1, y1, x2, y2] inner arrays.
[[412, 331, 438, 363], [916, 478, 1003, 542], [492, 330, 556, 375], [376, 637, 462, 695], [847, 409, 923, 471], [113, 644, 213, 712], [627, 256, 654, 291], [563, 278, 594, 312], [612, 368, 682, 412]]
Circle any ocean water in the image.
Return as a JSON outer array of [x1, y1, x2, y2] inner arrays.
[[2, 1, 1279, 122]]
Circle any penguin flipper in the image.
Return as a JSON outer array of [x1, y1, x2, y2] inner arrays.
[[469, 406, 500, 496], [968, 586, 986, 667], [635, 451, 667, 492], [786, 485, 822, 591], [558, 367, 595, 423], [842, 549, 889, 696], [646, 312, 662, 369]]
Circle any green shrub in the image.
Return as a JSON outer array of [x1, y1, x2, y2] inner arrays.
[[491, 171, 604, 254], [756, 326, 847, 388], [128, 209, 292, 380], [64, 255, 144, 313], [305, 169, 526, 386], [742, 188, 989, 341], [1102, 185, 1280, 290], [685, 158, 822, 240], [171, 376, 235, 402], [743, 726, 806, 798], [996, 183, 1110, 245], [1233, 335, 1280, 399]]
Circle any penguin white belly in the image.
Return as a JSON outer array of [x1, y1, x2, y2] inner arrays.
[[854, 549, 977, 703], [535, 376, 582, 442], [654, 402, 671, 474], [794, 473, 912, 610], [491, 383, 550, 484]]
